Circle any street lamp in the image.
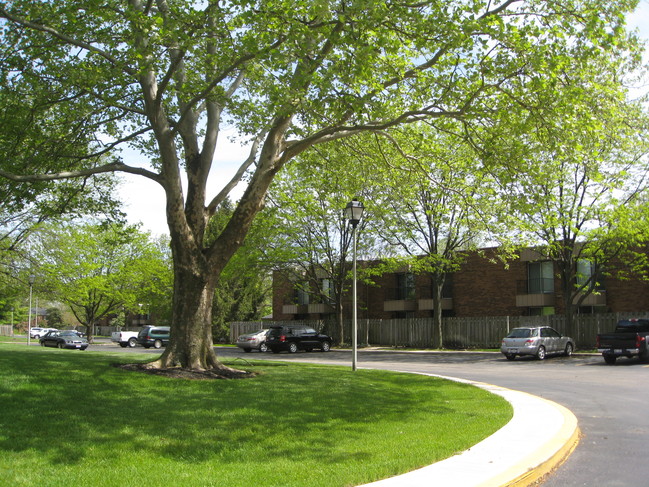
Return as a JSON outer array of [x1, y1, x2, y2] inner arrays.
[[345, 198, 364, 371], [27, 274, 35, 346]]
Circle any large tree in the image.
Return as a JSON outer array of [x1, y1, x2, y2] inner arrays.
[[0, 0, 642, 371]]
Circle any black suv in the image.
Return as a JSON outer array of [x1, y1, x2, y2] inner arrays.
[[266, 325, 332, 354]]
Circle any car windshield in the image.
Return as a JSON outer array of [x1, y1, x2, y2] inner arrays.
[[60, 331, 79, 337], [506, 328, 533, 338]]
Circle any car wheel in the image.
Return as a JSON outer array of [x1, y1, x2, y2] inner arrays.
[[564, 343, 573, 357], [40, 342, 45, 347], [604, 355, 617, 365], [321, 341, 331, 352], [153, 339, 163, 349], [58, 342, 64, 349], [259, 343, 268, 353], [504, 353, 516, 361], [288, 342, 298, 353], [128, 337, 137, 348], [536, 346, 546, 360], [243, 348, 252, 353]]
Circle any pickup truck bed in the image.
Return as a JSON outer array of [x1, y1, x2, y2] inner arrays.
[[111, 331, 139, 348]]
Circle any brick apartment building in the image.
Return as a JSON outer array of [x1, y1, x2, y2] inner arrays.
[[272, 246, 649, 321]]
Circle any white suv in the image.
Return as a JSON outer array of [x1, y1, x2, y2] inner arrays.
[[30, 327, 57, 339]]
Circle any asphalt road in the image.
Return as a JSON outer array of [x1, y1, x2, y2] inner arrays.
[[96, 341, 649, 486]]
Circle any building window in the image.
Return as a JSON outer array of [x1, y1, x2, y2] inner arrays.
[[576, 259, 605, 290], [294, 283, 310, 305], [528, 306, 555, 316], [320, 278, 332, 299], [528, 261, 554, 294], [396, 272, 416, 300]]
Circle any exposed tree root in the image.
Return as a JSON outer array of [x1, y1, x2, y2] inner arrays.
[[113, 362, 256, 380]]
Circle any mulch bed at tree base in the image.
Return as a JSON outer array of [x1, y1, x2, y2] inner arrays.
[[113, 362, 257, 380]]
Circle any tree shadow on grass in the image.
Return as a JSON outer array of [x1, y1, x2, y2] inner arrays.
[[0, 347, 509, 486]]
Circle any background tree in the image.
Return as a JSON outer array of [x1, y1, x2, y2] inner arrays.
[[45, 307, 63, 329], [206, 200, 272, 342], [482, 55, 649, 328], [365, 124, 504, 347], [264, 143, 376, 344], [0, 0, 642, 371], [33, 222, 171, 341]]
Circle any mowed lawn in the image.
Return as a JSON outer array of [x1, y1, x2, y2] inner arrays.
[[0, 344, 512, 487]]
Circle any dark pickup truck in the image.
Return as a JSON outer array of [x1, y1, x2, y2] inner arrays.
[[596, 318, 649, 365]]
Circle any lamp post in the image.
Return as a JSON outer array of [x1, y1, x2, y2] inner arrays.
[[344, 198, 364, 371], [27, 274, 35, 346]]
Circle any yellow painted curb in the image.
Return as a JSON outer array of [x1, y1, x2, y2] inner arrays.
[[486, 398, 580, 487]]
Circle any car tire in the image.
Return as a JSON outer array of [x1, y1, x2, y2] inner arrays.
[[40, 342, 45, 347], [504, 353, 516, 361], [288, 342, 298, 353], [128, 337, 137, 348], [321, 341, 331, 352], [564, 343, 573, 357], [259, 343, 268, 353], [153, 339, 163, 349], [58, 342, 64, 349], [604, 355, 617, 365], [536, 346, 546, 360]]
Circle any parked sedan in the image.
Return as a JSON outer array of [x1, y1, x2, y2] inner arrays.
[[501, 326, 574, 361], [236, 329, 269, 353], [39, 330, 89, 350]]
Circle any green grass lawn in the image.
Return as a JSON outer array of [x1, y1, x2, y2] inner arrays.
[[0, 344, 512, 487]]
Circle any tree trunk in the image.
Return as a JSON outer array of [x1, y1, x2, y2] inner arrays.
[[432, 283, 444, 349], [149, 241, 235, 373]]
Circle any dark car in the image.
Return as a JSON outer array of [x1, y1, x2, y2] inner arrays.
[[137, 326, 171, 349], [266, 325, 332, 354], [39, 330, 89, 350]]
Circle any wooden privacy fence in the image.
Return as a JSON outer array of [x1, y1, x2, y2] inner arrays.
[[0, 325, 13, 336], [230, 312, 649, 350]]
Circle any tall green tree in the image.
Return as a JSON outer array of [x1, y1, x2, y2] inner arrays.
[[0, 0, 642, 371], [483, 55, 649, 327], [365, 124, 504, 347], [34, 222, 171, 341], [265, 143, 375, 344]]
